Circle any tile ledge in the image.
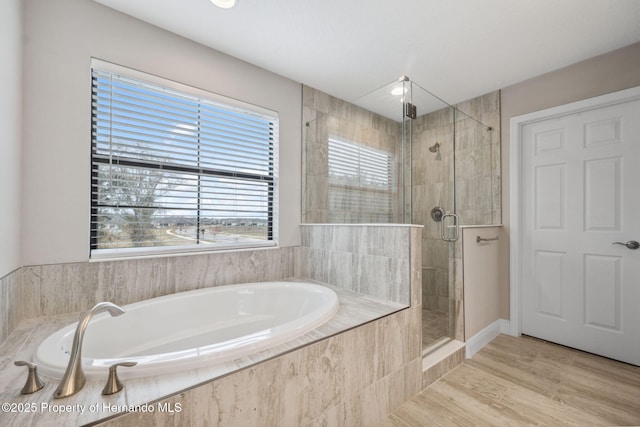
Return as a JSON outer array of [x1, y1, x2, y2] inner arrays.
[[422, 339, 465, 371], [300, 223, 424, 228]]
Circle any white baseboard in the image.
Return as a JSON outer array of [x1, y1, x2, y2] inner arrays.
[[465, 319, 510, 359]]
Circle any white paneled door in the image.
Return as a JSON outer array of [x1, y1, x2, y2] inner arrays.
[[521, 96, 640, 366]]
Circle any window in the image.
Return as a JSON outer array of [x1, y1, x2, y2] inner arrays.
[[327, 137, 394, 223], [90, 60, 278, 258]]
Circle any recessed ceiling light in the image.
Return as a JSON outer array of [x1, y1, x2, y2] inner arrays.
[[390, 86, 407, 96], [210, 0, 237, 9]]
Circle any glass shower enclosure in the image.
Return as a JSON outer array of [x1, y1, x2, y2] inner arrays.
[[302, 78, 500, 353]]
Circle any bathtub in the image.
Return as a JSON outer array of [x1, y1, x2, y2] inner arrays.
[[34, 281, 339, 379]]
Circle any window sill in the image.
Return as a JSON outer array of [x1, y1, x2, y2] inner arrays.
[[89, 241, 278, 262]]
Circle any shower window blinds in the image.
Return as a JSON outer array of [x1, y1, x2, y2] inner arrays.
[[327, 137, 393, 223], [90, 60, 278, 258]]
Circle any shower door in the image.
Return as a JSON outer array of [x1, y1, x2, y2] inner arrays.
[[405, 83, 459, 350], [407, 83, 499, 351]]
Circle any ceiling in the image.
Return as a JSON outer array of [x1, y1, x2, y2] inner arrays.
[[93, 0, 640, 117]]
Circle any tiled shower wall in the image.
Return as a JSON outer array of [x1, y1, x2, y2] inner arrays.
[[302, 87, 500, 321], [411, 106, 456, 313], [412, 91, 501, 319], [302, 86, 403, 224], [297, 224, 419, 305], [455, 91, 502, 226]]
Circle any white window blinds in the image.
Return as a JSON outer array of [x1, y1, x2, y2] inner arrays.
[[327, 137, 393, 223], [90, 61, 278, 257]]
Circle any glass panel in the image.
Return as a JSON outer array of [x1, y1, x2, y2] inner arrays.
[[406, 83, 456, 350], [454, 93, 501, 225], [302, 83, 404, 223], [301, 80, 501, 354]]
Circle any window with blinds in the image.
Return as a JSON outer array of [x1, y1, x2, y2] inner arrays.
[[327, 137, 393, 223], [90, 60, 278, 258]]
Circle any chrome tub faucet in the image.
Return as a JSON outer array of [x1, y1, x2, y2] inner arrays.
[[53, 302, 125, 399]]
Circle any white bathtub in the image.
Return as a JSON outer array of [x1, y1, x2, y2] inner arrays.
[[34, 281, 339, 379]]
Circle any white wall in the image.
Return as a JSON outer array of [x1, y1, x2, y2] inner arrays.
[[462, 226, 507, 338], [0, 0, 22, 277], [499, 42, 640, 319], [22, 0, 302, 265], [501, 41, 640, 231]]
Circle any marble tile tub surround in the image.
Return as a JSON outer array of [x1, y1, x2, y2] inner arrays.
[[0, 285, 415, 426], [17, 247, 296, 321], [0, 224, 424, 425], [0, 268, 22, 345], [298, 224, 423, 305], [4, 223, 419, 336], [0, 223, 423, 356], [105, 307, 423, 427], [107, 224, 424, 426]]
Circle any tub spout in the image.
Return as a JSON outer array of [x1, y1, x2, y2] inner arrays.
[[53, 302, 125, 399]]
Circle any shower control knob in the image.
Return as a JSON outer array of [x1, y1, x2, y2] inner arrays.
[[431, 207, 444, 222], [611, 240, 639, 250]]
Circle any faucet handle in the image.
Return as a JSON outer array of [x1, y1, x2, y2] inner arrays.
[[102, 361, 137, 395], [14, 361, 45, 394]]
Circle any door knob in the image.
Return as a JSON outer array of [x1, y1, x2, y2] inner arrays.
[[612, 240, 640, 250]]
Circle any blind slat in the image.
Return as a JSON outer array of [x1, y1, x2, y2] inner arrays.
[[91, 63, 278, 256], [327, 137, 393, 223]]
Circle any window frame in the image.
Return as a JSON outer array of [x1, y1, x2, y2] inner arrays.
[[89, 59, 279, 259]]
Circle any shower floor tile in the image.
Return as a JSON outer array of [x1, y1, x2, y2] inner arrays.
[[422, 308, 448, 349]]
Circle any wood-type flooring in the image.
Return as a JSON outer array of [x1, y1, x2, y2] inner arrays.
[[379, 334, 640, 426]]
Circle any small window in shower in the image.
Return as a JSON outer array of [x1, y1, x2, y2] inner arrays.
[[327, 137, 394, 223]]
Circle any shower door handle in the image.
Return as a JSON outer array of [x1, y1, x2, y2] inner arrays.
[[441, 213, 459, 242]]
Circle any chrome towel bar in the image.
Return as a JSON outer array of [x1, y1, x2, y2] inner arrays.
[[476, 235, 499, 243]]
